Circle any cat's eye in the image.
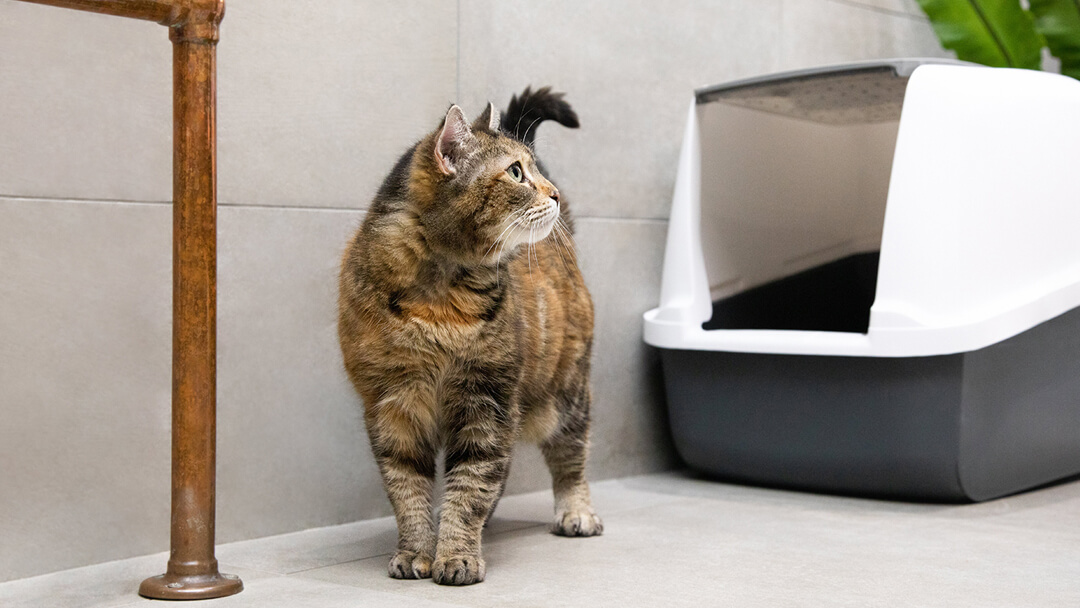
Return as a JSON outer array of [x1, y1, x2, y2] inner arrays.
[[506, 162, 524, 182]]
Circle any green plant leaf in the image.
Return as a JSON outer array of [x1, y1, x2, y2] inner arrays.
[[915, 0, 1043, 69], [1028, 0, 1080, 79]]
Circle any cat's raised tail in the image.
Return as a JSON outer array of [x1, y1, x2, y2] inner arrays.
[[500, 86, 579, 146]]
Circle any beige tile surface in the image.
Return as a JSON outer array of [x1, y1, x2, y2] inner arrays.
[[0, 0, 457, 209], [780, 0, 951, 71], [5, 473, 1080, 607], [214, 477, 682, 578], [297, 473, 1080, 608], [216, 0, 458, 209], [0, 2, 172, 202], [117, 576, 462, 608], [459, 0, 784, 221], [0, 554, 270, 608], [213, 205, 380, 540], [2, 559, 459, 608], [829, 0, 928, 18], [214, 512, 540, 578], [0, 197, 173, 582], [572, 218, 678, 481]]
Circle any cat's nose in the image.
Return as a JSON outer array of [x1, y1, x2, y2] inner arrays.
[[549, 188, 560, 203]]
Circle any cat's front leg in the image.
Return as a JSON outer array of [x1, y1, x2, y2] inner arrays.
[[365, 385, 439, 580], [433, 370, 516, 586]]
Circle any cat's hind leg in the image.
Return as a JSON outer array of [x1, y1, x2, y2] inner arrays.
[[541, 389, 603, 537]]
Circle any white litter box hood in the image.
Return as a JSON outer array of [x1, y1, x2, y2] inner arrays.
[[644, 60, 1080, 357]]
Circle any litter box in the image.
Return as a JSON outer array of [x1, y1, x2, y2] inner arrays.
[[643, 59, 1080, 501]]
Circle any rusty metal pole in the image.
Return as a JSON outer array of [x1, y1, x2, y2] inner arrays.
[[12, 0, 240, 600], [139, 2, 240, 599]]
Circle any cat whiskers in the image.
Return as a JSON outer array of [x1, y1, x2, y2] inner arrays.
[[488, 206, 531, 285], [521, 115, 543, 145], [483, 209, 524, 261], [485, 203, 563, 284], [555, 217, 578, 260], [531, 204, 564, 276], [549, 217, 577, 273], [513, 105, 527, 137]]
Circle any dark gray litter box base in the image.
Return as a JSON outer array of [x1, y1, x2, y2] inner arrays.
[[660, 307, 1080, 502]]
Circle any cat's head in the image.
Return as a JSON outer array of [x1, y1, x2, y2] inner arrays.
[[410, 103, 561, 263]]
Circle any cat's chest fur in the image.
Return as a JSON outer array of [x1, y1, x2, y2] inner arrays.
[[387, 263, 518, 352]]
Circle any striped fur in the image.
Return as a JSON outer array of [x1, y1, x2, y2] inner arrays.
[[338, 88, 601, 586]]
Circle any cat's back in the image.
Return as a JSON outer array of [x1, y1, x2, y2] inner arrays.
[[340, 143, 420, 293]]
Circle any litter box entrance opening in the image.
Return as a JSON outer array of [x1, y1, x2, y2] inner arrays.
[[696, 66, 908, 334], [702, 251, 880, 332]]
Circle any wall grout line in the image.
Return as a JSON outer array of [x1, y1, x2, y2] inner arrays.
[[455, 0, 462, 103], [217, 201, 361, 213], [576, 215, 669, 224], [0, 195, 670, 223], [0, 194, 171, 206]]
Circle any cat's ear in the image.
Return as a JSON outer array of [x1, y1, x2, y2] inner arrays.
[[472, 102, 501, 133], [435, 105, 475, 176]]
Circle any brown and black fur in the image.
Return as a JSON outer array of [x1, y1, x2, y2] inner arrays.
[[338, 88, 601, 586]]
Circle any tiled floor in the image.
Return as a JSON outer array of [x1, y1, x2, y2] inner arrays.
[[4, 471, 1079, 607]]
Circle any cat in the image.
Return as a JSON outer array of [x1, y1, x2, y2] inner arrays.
[[337, 87, 602, 586]]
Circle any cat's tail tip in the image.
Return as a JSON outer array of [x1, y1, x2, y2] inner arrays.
[[501, 85, 578, 146]]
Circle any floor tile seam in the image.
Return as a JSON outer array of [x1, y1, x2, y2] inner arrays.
[[272, 571, 464, 607], [0, 553, 170, 589], [213, 517, 543, 576], [217, 478, 690, 563], [594, 494, 705, 518], [215, 514, 397, 551], [286, 561, 480, 608], [283, 556, 465, 605], [596, 490, 961, 521], [598, 477, 787, 510], [903, 512, 1080, 539], [218, 563, 291, 579], [623, 475, 1080, 517], [284, 553, 393, 577], [280, 522, 551, 576], [486, 521, 551, 538], [497, 483, 693, 518], [522, 484, 1080, 542], [220, 550, 393, 577], [791, 504, 1080, 541]]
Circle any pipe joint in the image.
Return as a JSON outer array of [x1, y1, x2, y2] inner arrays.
[[166, 0, 224, 44]]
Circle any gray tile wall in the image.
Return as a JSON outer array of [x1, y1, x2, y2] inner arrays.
[[0, 0, 948, 581]]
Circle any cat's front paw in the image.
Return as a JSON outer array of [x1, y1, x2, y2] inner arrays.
[[388, 550, 433, 579], [432, 553, 486, 585], [552, 508, 603, 537]]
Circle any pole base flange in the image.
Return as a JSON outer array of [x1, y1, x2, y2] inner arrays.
[[139, 571, 243, 600]]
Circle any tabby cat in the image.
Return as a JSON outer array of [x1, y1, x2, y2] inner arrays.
[[338, 87, 602, 586]]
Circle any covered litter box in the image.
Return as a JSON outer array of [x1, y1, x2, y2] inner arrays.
[[643, 59, 1080, 501]]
